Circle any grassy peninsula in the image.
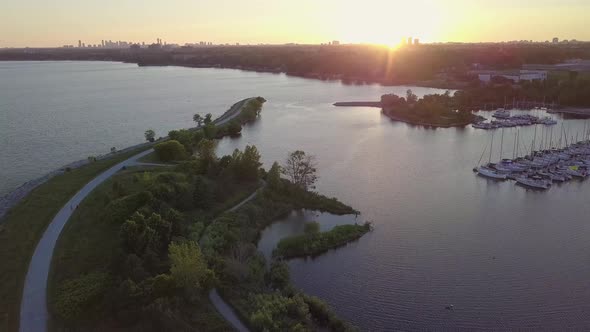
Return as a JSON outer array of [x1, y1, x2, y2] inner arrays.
[[274, 222, 372, 259], [45, 97, 362, 331]]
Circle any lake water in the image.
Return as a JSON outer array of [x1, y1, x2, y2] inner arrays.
[[3, 61, 590, 330]]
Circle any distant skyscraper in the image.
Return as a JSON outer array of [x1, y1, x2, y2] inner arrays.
[[413, 38, 420, 45], [78, 40, 82, 48], [101, 40, 105, 47], [407, 37, 413, 45], [552, 37, 559, 43]]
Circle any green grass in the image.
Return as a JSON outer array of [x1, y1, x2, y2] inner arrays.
[[0, 147, 149, 332]]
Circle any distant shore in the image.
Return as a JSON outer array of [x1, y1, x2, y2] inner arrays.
[[547, 107, 590, 117], [334, 100, 481, 128], [0, 97, 259, 222], [333, 101, 382, 107]]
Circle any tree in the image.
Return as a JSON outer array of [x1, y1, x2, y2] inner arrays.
[[196, 139, 217, 170], [203, 123, 217, 139], [269, 261, 290, 290], [204, 113, 213, 125], [154, 140, 186, 162], [406, 89, 418, 104], [282, 150, 318, 190], [267, 162, 283, 191], [168, 129, 194, 154], [193, 177, 213, 209], [145, 129, 156, 142], [168, 241, 211, 292], [227, 120, 242, 136], [239, 145, 262, 181], [193, 113, 204, 127], [192, 130, 204, 146]]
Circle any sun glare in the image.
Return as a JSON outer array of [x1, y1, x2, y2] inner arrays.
[[321, 0, 443, 46]]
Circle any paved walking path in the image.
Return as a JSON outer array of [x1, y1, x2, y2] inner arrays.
[[209, 289, 250, 332], [19, 149, 153, 332], [18, 98, 261, 332]]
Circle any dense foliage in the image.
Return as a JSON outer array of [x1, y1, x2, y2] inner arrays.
[[50, 94, 360, 331], [274, 223, 372, 259], [153, 140, 187, 161], [381, 90, 478, 126]]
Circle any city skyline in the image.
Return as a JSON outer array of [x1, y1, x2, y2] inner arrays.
[[1, 0, 589, 47]]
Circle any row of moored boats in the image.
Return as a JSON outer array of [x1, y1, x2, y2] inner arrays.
[[472, 109, 557, 130], [475, 141, 590, 190]]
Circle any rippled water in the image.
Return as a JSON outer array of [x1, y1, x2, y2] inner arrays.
[[3, 61, 590, 330]]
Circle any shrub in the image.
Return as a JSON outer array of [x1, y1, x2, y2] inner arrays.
[[154, 140, 187, 162], [105, 191, 153, 224], [53, 272, 111, 321], [269, 261, 290, 290]]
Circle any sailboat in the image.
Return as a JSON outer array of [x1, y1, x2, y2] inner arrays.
[[476, 131, 508, 180]]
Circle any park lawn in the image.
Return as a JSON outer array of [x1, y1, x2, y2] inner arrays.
[[48, 166, 259, 330], [0, 147, 150, 332]]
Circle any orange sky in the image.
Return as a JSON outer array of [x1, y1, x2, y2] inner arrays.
[[1, 0, 588, 47]]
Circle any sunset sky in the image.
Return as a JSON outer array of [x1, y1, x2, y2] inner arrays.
[[1, 0, 589, 47]]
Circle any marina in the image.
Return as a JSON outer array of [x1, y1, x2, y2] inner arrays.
[[472, 108, 558, 130], [474, 120, 590, 190]]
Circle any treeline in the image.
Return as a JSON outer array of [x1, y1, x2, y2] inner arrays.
[[4, 44, 590, 85], [451, 76, 590, 108]]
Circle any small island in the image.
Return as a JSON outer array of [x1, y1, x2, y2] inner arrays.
[[334, 89, 481, 128], [380, 90, 482, 127]]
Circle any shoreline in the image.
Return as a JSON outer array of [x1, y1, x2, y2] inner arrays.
[[0, 97, 257, 222], [547, 107, 590, 117], [334, 101, 478, 128], [383, 111, 475, 128], [0, 58, 462, 90]]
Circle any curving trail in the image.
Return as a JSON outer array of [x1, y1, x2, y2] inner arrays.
[[19, 148, 153, 332], [18, 97, 260, 332]]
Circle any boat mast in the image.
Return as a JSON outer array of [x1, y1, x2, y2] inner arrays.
[[513, 129, 518, 159], [489, 131, 495, 164], [531, 124, 537, 157], [500, 127, 504, 160], [549, 126, 553, 149]]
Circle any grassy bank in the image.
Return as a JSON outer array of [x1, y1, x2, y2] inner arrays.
[[0, 147, 149, 332], [274, 222, 372, 259]]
